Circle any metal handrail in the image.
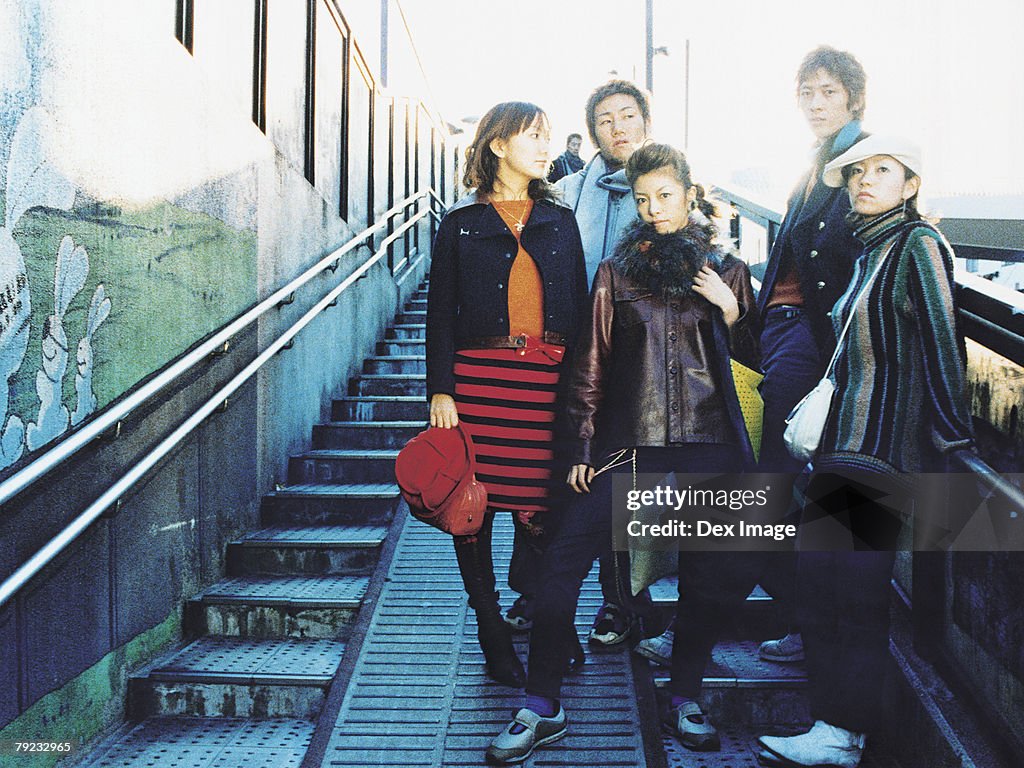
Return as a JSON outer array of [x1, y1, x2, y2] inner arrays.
[[0, 190, 432, 510], [716, 185, 1024, 516], [0, 200, 439, 608]]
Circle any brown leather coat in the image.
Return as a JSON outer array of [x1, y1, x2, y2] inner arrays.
[[565, 254, 760, 465]]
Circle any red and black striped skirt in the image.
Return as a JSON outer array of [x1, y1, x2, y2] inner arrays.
[[453, 341, 566, 518]]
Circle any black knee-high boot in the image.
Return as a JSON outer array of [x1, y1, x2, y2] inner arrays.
[[453, 514, 525, 687]]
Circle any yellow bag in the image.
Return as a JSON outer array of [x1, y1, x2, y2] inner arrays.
[[730, 359, 764, 460]]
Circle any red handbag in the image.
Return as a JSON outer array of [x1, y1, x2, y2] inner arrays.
[[394, 422, 487, 536]]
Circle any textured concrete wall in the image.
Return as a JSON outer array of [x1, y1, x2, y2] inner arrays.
[[0, 0, 449, 743]]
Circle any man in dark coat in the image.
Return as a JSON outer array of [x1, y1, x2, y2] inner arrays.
[[547, 133, 585, 183], [754, 46, 869, 665]]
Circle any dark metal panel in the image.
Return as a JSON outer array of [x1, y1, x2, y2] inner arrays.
[[199, 383, 259, 585], [112, 444, 201, 646], [23, 526, 111, 704], [0, 603, 18, 727]]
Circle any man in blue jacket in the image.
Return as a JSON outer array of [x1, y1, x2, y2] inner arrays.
[[754, 46, 869, 666], [502, 80, 652, 647]]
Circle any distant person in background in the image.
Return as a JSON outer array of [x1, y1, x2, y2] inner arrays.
[[547, 133, 585, 183], [758, 135, 974, 768], [753, 46, 870, 665], [426, 101, 588, 688], [515, 79, 653, 649]]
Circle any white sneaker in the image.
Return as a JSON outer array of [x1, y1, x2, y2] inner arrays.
[[634, 628, 673, 667], [758, 720, 865, 768], [758, 632, 805, 663]]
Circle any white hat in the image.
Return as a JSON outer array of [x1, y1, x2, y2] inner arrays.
[[822, 134, 923, 188]]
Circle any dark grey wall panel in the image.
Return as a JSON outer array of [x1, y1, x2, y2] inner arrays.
[[24, 526, 110, 705]]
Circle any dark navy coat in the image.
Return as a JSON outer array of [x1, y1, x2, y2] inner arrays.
[[426, 192, 589, 398], [756, 127, 869, 353]]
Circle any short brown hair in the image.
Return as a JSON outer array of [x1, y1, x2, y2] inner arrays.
[[462, 101, 553, 199], [584, 80, 651, 148], [797, 46, 867, 120]]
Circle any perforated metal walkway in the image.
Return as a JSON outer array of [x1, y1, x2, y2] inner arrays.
[[317, 512, 649, 767]]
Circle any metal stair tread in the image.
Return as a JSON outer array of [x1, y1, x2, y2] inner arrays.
[[649, 638, 807, 688], [358, 373, 425, 379], [78, 717, 315, 768], [238, 525, 388, 547], [194, 575, 369, 606], [650, 576, 773, 603], [335, 395, 423, 402], [146, 637, 346, 684], [298, 448, 400, 457], [320, 420, 423, 428], [366, 355, 426, 361], [269, 482, 400, 497]]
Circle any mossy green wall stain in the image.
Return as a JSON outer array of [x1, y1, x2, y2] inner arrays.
[[8, 198, 257, 427], [0, 612, 180, 768]]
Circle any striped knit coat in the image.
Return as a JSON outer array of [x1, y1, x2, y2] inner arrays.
[[817, 207, 974, 477]]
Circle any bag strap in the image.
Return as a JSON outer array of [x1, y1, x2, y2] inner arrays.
[[822, 223, 921, 379]]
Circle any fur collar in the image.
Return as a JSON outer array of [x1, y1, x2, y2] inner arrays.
[[611, 219, 723, 297]]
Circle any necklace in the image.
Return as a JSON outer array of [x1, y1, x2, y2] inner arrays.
[[493, 200, 529, 232]]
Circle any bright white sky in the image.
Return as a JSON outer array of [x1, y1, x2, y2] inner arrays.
[[385, 0, 1023, 217]]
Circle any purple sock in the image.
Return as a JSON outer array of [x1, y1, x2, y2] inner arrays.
[[671, 695, 694, 709], [526, 693, 558, 717], [509, 694, 559, 733]]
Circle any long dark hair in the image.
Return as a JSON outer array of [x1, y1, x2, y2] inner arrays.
[[462, 102, 555, 200]]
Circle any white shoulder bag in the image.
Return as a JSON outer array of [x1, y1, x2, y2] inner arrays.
[[783, 241, 896, 462]]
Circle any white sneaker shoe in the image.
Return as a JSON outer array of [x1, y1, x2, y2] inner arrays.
[[758, 720, 865, 768], [634, 629, 674, 667], [758, 632, 805, 663]]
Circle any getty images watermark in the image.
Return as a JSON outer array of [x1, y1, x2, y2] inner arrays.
[[611, 472, 1024, 552]]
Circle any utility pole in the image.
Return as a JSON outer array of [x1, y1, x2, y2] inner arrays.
[[380, 0, 389, 88], [645, 0, 654, 92]]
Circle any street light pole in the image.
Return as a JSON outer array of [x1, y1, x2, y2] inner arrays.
[[645, 0, 654, 92]]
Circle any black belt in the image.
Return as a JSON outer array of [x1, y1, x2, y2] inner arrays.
[[766, 305, 805, 321], [460, 332, 567, 349]]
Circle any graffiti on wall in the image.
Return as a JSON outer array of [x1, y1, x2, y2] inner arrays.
[[1, 102, 258, 472], [1, 107, 109, 469]]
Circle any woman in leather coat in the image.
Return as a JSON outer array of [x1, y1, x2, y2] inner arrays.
[[487, 143, 762, 764]]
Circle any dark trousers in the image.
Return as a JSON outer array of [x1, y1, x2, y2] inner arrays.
[[757, 309, 826, 616], [797, 473, 906, 734], [526, 445, 748, 700]]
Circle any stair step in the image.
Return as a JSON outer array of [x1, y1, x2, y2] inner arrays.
[[288, 449, 400, 484], [396, 311, 426, 324], [385, 323, 425, 340], [312, 421, 422, 449], [186, 575, 369, 639], [406, 298, 427, 309], [376, 338, 425, 356], [650, 639, 809, 728], [128, 638, 345, 719], [82, 717, 315, 766], [650, 578, 784, 639], [332, 395, 427, 422], [227, 525, 388, 576], [353, 374, 425, 397], [362, 355, 426, 375], [262, 483, 400, 526]]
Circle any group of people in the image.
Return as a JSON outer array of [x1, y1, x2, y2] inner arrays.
[[424, 45, 974, 768]]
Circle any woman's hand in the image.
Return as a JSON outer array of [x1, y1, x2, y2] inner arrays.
[[567, 463, 595, 494], [692, 265, 740, 327], [429, 394, 459, 428]]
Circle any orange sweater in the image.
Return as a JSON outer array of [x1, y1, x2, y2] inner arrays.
[[493, 200, 543, 337]]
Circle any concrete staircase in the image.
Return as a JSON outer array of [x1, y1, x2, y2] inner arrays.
[[77, 283, 429, 767]]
